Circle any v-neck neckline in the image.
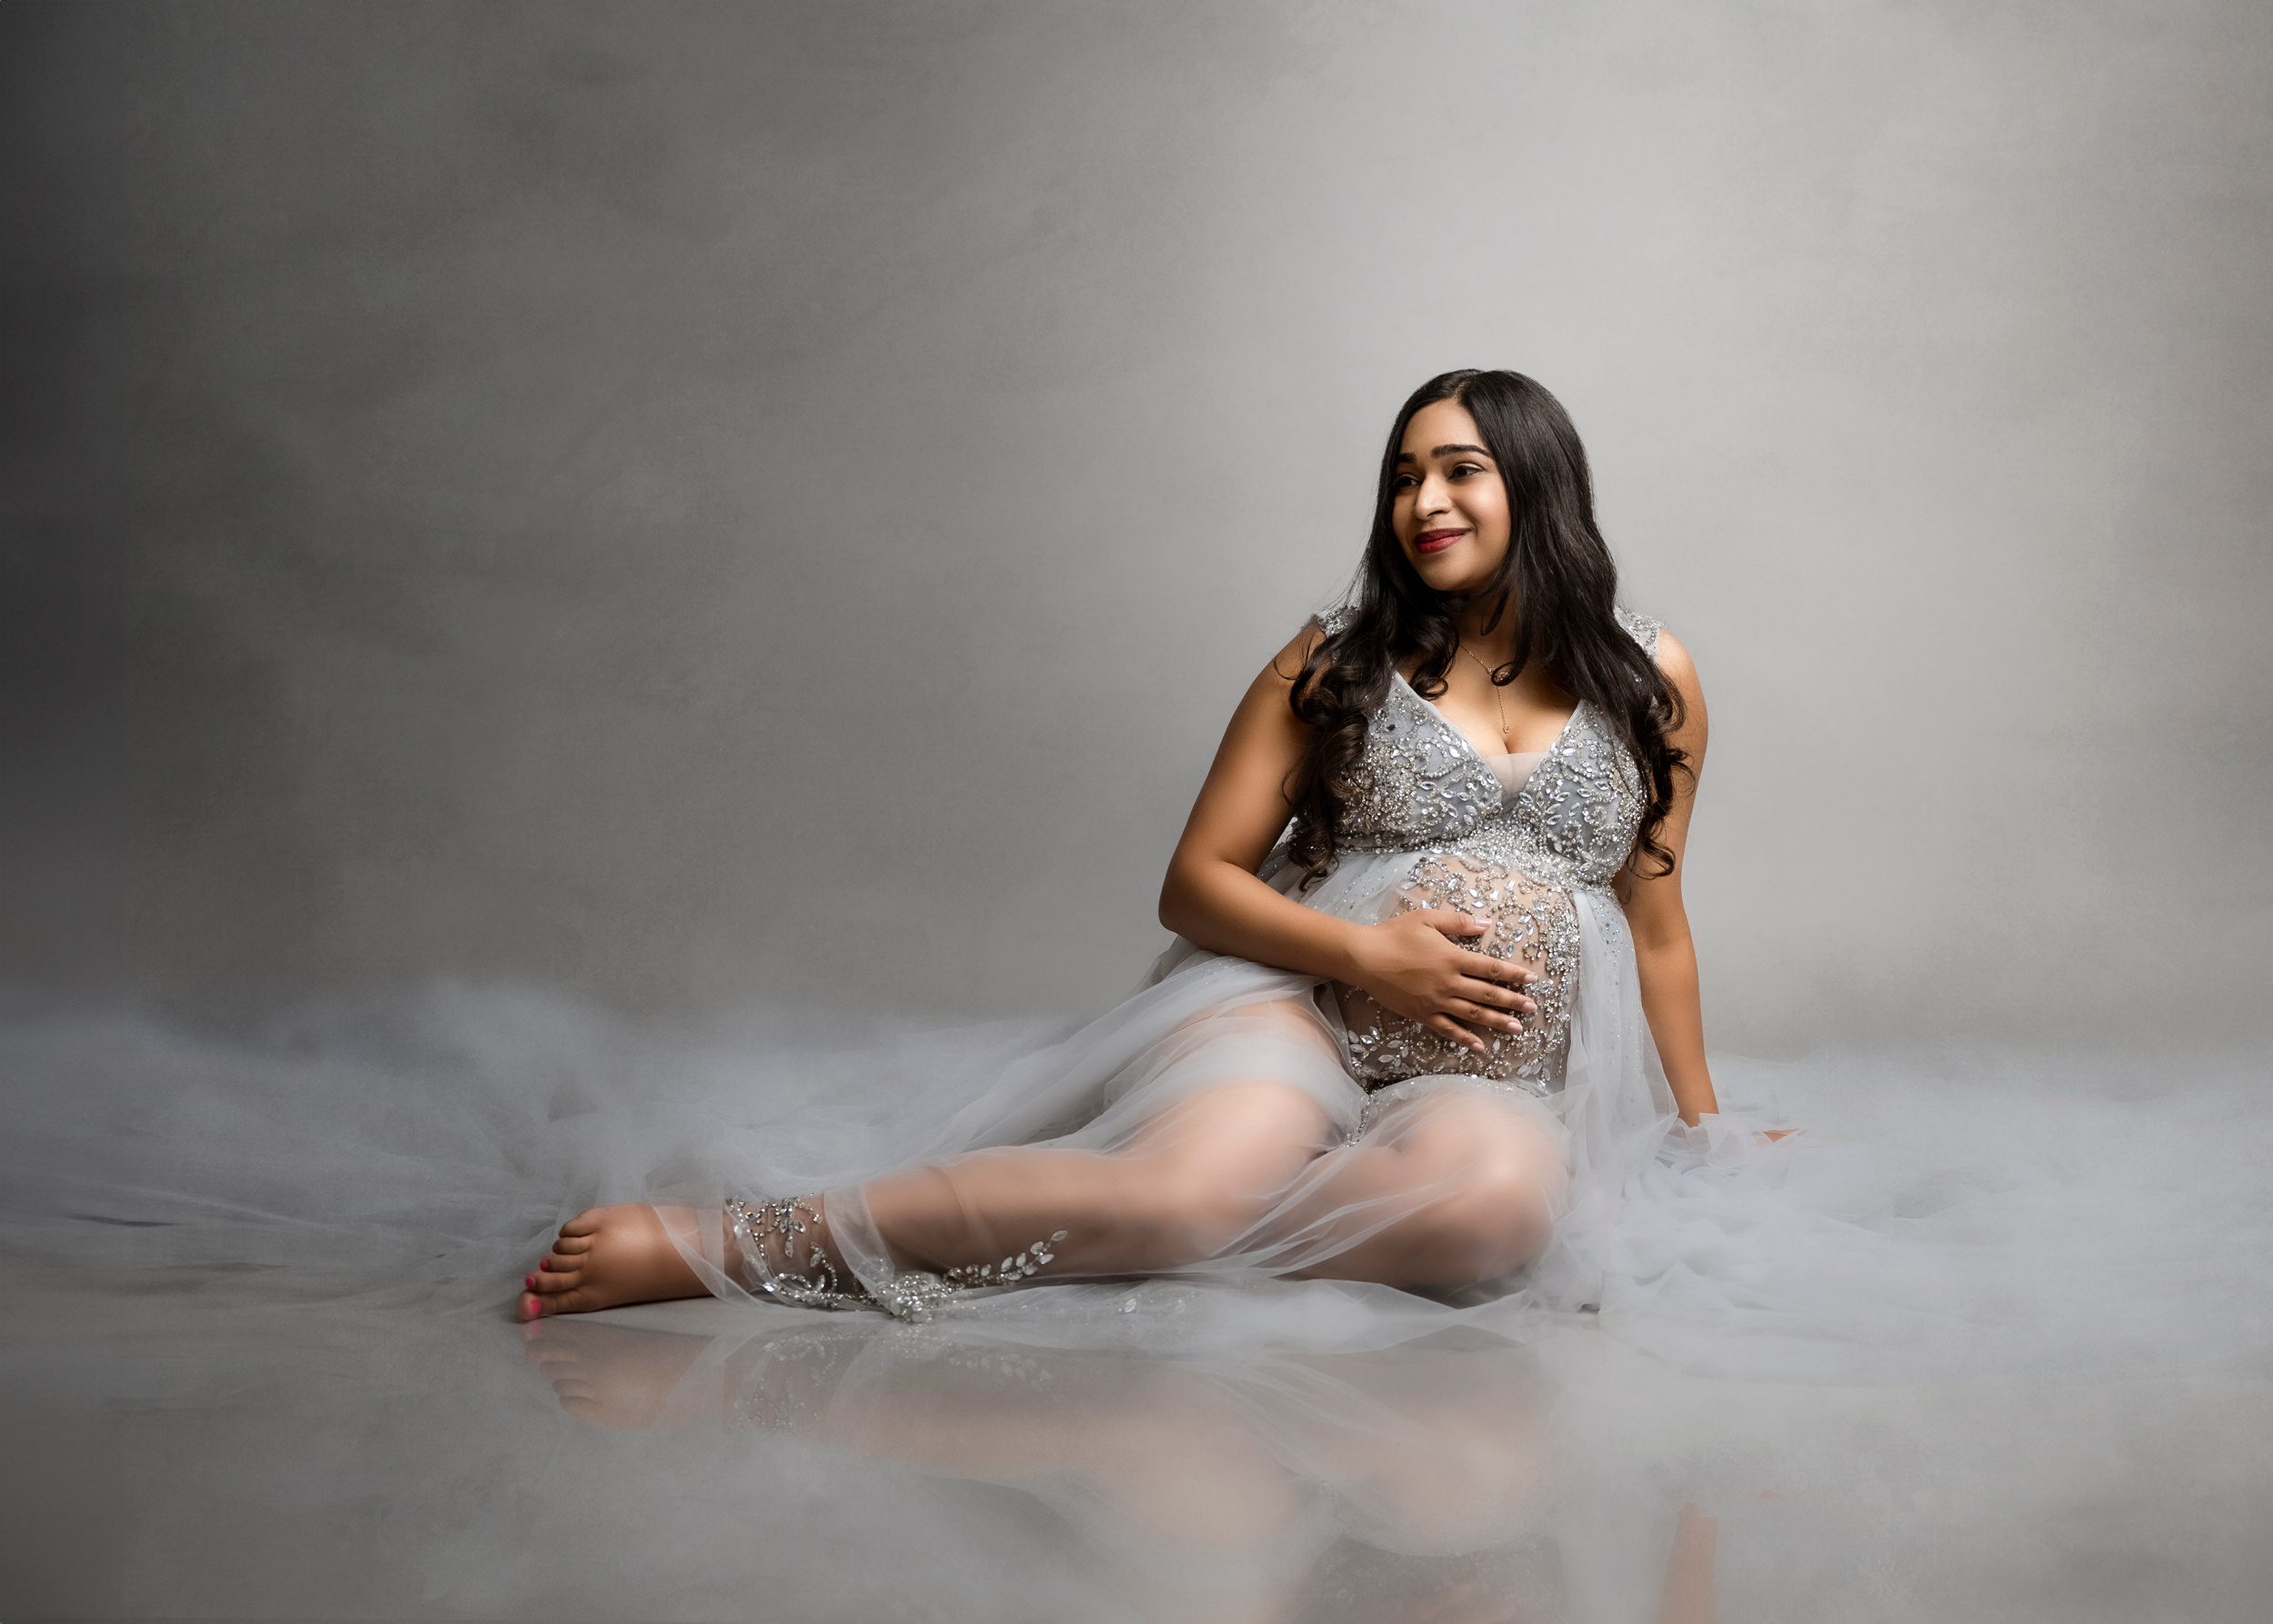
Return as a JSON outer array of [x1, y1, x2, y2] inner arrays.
[[1391, 667, 1586, 776]]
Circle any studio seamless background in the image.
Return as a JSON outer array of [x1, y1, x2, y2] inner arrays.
[[5, 0, 2268, 1058]]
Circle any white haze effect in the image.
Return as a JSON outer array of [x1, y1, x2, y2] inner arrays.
[[5, 980, 2270, 1619]]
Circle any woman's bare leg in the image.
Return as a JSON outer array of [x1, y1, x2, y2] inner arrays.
[[519, 1076, 1340, 1319], [1272, 1089, 1569, 1288], [844, 1078, 1338, 1280], [517, 1036, 1567, 1318], [518, 994, 1349, 1319]]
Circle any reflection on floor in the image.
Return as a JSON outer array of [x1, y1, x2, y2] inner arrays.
[[4, 1259, 2269, 1622], [5, 1002, 2270, 1619]]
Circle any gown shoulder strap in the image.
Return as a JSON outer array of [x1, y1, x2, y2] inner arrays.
[[1612, 604, 1663, 661], [1312, 603, 1357, 638]]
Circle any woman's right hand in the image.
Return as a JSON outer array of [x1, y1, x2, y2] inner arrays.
[[1346, 910, 1539, 1057]]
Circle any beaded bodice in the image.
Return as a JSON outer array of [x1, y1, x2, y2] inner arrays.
[[1282, 604, 1667, 1096], [1310, 604, 1664, 893]]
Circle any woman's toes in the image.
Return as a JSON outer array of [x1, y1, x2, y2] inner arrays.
[[550, 1234, 595, 1256], [525, 1282, 596, 1318], [531, 1267, 580, 1294], [558, 1208, 605, 1238]]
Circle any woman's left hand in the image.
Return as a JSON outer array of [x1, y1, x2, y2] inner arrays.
[[1680, 1112, 1804, 1146]]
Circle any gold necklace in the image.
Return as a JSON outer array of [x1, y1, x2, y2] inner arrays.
[[1457, 644, 1509, 751]]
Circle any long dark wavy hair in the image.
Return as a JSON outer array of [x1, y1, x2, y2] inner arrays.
[[1284, 369, 1691, 890]]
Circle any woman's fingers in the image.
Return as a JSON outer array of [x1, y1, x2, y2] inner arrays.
[[1462, 949, 1533, 987], [1457, 974, 1537, 1016], [1447, 997, 1520, 1035], [1425, 1015, 1492, 1056], [1411, 907, 1492, 939]]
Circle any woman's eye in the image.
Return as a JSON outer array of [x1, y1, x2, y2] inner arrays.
[[1393, 464, 1486, 490]]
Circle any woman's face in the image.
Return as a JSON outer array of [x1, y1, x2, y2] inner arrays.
[[1390, 396, 1512, 597]]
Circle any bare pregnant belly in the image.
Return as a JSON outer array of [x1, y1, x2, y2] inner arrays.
[[1327, 851, 1582, 1097]]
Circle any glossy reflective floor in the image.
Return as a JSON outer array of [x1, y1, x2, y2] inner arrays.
[[5, 1248, 2270, 1623]]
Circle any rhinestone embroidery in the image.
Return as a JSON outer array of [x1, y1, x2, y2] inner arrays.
[[1333, 851, 1583, 1092], [725, 1196, 876, 1313], [1329, 673, 1506, 849], [1306, 603, 1664, 1098], [872, 1228, 1073, 1325], [725, 1196, 1070, 1324]]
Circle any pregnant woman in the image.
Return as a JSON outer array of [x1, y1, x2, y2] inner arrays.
[[517, 366, 1787, 1327]]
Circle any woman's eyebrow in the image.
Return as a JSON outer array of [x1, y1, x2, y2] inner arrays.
[[1396, 443, 1492, 463]]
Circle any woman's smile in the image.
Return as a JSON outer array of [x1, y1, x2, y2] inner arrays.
[[1415, 526, 1469, 555]]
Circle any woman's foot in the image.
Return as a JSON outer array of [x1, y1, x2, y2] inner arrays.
[[516, 1202, 711, 1321]]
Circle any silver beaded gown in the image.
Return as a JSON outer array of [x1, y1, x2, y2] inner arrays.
[[652, 603, 1856, 1350]]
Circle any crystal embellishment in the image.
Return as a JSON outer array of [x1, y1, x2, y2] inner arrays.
[[726, 1196, 1070, 1324], [1303, 603, 1666, 1098]]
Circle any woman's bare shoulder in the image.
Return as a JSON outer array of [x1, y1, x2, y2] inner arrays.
[[1652, 626, 1697, 684]]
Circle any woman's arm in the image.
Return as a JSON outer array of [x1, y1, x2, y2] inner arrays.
[[1158, 623, 1536, 1053], [1612, 629, 1721, 1126]]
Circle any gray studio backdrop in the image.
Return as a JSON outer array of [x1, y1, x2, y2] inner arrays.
[[5, 0, 2268, 1058]]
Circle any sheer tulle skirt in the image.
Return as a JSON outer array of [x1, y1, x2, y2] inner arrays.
[[652, 847, 1597, 1314], [7, 842, 2268, 1387], [644, 847, 1838, 1350], [636, 844, 2273, 1381]]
